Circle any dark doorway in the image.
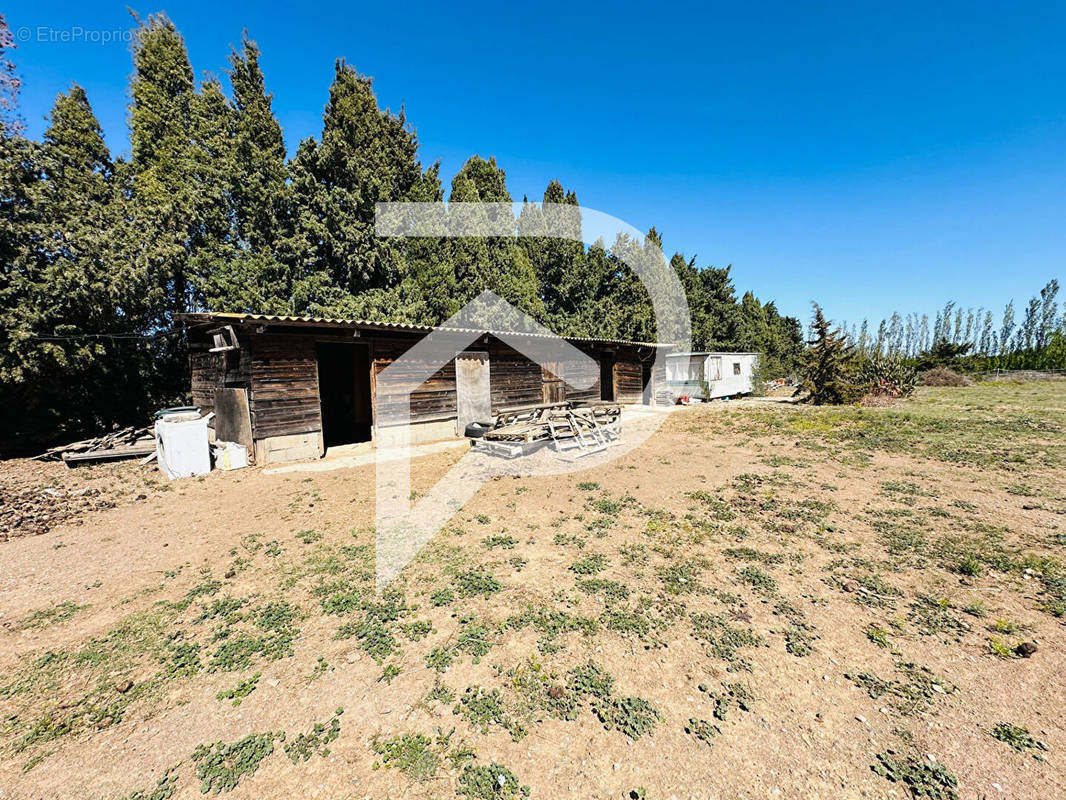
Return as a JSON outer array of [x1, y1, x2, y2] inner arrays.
[[317, 343, 372, 447], [600, 355, 615, 401], [641, 361, 653, 405]]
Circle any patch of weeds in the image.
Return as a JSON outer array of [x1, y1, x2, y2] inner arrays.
[[310, 656, 332, 680], [619, 543, 648, 565], [508, 556, 528, 571], [209, 601, 299, 671], [401, 620, 434, 641], [986, 636, 1020, 659], [456, 617, 495, 661], [577, 481, 600, 491], [686, 490, 737, 521], [295, 529, 321, 544], [379, 664, 401, 684], [508, 606, 597, 654], [474, 514, 490, 525], [690, 613, 762, 669], [553, 532, 586, 548], [316, 581, 363, 615], [990, 723, 1047, 758], [591, 497, 622, 515], [575, 578, 630, 603], [658, 560, 707, 594], [600, 607, 651, 640], [685, 717, 721, 745], [372, 732, 440, 781], [908, 596, 967, 640], [192, 732, 278, 794], [216, 673, 260, 706], [454, 687, 506, 733], [568, 662, 615, 701], [866, 625, 892, 648], [169, 578, 222, 612], [569, 553, 609, 575], [723, 547, 786, 565], [593, 695, 660, 740], [457, 763, 530, 799], [1006, 483, 1037, 497], [426, 647, 455, 673], [784, 621, 817, 657], [736, 565, 777, 596], [846, 662, 954, 715], [17, 601, 87, 630], [871, 751, 958, 800], [962, 600, 988, 618], [121, 766, 180, 800], [482, 534, 517, 550], [425, 679, 455, 705], [990, 618, 1023, 634], [430, 588, 454, 606], [284, 708, 343, 762], [263, 540, 281, 557], [165, 642, 202, 678], [454, 568, 502, 597]]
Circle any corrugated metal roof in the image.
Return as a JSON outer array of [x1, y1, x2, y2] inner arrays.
[[178, 312, 670, 348]]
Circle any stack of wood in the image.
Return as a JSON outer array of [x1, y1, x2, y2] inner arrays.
[[38, 426, 156, 466], [476, 402, 622, 458]]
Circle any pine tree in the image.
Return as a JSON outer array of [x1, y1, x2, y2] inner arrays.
[[803, 304, 857, 405]]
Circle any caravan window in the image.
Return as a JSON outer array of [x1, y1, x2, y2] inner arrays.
[[733, 362, 741, 375]]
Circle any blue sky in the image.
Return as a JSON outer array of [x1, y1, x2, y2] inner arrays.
[[9, 1, 1066, 326]]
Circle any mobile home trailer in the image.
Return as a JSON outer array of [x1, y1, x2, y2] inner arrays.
[[665, 352, 759, 400]]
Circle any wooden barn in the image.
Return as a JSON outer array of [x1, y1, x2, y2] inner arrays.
[[180, 312, 665, 465]]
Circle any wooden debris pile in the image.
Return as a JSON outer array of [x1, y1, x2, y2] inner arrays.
[[38, 426, 156, 466], [475, 402, 622, 458]]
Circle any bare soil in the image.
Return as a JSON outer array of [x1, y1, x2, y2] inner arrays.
[[1, 384, 1064, 800]]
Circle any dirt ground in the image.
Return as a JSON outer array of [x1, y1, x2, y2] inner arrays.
[[1, 383, 1064, 800]]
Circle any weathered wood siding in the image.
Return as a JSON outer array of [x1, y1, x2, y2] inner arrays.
[[615, 358, 644, 402], [188, 335, 251, 417], [563, 344, 601, 404], [488, 341, 543, 410], [372, 338, 457, 424], [247, 334, 322, 439]]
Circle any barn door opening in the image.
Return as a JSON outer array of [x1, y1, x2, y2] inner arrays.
[[317, 342, 372, 447], [455, 351, 491, 436], [599, 354, 615, 401]]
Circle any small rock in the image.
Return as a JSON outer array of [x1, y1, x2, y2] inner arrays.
[[855, 715, 867, 725], [115, 680, 133, 694], [1015, 641, 1038, 658], [842, 581, 859, 593], [548, 685, 565, 699], [224, 569, 236, 579]]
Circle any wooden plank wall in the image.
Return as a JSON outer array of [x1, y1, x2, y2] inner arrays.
[[188, 335, 251, 417], [248, 334, 322, 439], [615, 358, 644, 402], [372, 338, 457, 424], [488, 341, 544, 410], [564, 343, 601, 404]]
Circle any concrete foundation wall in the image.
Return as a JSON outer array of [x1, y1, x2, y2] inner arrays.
[[255, 432, 323, 465]]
